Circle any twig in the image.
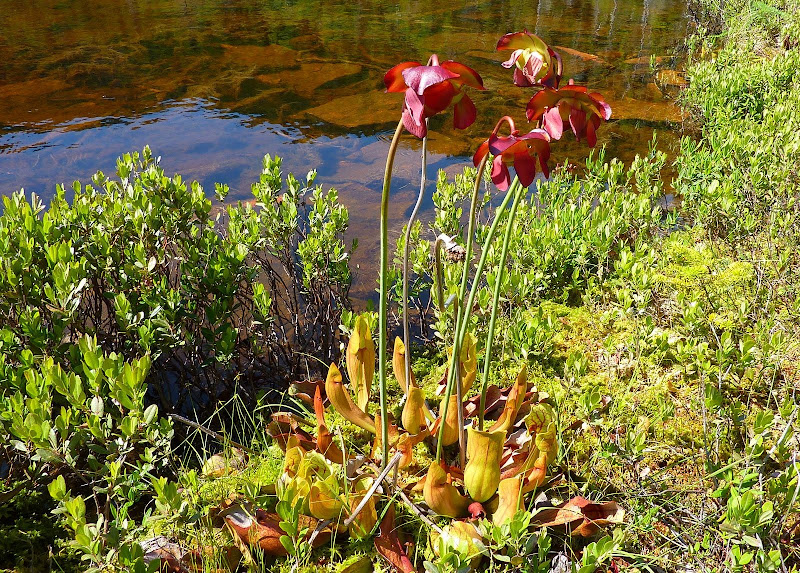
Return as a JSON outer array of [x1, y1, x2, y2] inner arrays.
[[168, 413, 256, 455], [394, 485, 445, 534], [344, 451, 403, 527], [307, 517, 333, 547]]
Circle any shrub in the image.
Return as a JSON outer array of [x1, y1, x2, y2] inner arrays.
[[0, 148, 354, 418], [393, 146, 667, 347]]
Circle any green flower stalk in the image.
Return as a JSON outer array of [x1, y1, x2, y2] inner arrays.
[[435, 176, 519, 463], [471, 116, 551, 430], [384, 56, 484, 467], [378, 119, 405, 467], [478, 181, 525, 430], [401, 122, 428, 400]]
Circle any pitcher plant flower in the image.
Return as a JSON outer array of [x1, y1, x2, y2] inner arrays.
[[472, 117, 551, 191], [384, 55, 485, 138], [497, 30, 563, 88], [526, 81, 613, 147]]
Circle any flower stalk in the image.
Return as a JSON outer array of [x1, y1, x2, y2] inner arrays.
[[378, 118, 405, 468], [401, 121, 428, 399], [435, 176, 519, 462], [435, 116, 518, 464], [478, 180, 525, 430]]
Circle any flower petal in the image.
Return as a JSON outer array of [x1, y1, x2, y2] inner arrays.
[[441, 61, 485, 90], [384, 62, 420, 92], [542, 48, 563, 89], [522, 53, 544, 83], [537, 142, 551, 178], [501, 49, 524, 69], [513, 152, 537, 188], [402, 108, 427, 138], [421, 80, 458, 114], [569, 107, 587, 140], [490, 156, 512, 191], [526, 88, 560, 121], [513, 67, 533, 87], [404, 88, 426, 125], [586, 118, 598, 147], [473, 140, 490, 167], [402, 65, 459, 95], [497, 30, 548, 53], [453, 94, 477, 130], [488, 134, 520, 156], [590, 94, 613, 120], [542, 107, 564, 140]]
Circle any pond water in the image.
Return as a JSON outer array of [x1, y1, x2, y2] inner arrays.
[[0, 0, 689, 299]]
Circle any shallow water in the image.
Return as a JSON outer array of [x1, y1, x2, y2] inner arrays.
[[0, 0, 689, 299]]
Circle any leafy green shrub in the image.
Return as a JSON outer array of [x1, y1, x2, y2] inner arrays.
[[393, 146, 666, 352], [679, 14, 800, 240], [0, 147, 353, 417], [0, 334, 172, 571], [0, 148, 354, 570]]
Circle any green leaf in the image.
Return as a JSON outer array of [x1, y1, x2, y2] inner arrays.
[[48, 475, 67, 500]]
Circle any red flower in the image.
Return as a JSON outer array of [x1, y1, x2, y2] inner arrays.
[[496, 31, 562, 89], [473, 120, 551, 191], [384, 55, 485, 138], [526, 82, 612, 147]]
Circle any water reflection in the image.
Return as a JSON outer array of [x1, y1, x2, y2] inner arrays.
[[0, 0, 689, 298]]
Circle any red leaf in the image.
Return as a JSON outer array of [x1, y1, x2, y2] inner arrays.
[[375, 506, 417, 573]]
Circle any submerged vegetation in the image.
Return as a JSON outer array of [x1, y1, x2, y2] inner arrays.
[[1, 0, 800, 571]]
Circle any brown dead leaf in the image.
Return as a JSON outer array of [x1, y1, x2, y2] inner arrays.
[[292, 379, 327, 406], [223, 505, 332, 555], [375, 505, 417, 573], [532, 496, 624, 537], [266, 421, 317, 451], [140, 537, 208, 572]]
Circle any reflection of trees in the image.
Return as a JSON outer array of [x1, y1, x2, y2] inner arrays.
[[1, 0, 687, 159]]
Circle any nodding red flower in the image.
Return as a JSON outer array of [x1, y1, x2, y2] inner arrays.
[[473, 118, 551, 191], [384, 55, 485, 138], [526, 81, 612, 147], [497, 30, 562, 89]]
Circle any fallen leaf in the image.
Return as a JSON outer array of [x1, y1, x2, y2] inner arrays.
[[375, 505, 417, 573], [222, 505, 332, 555], [463, 385, 503, 417], [292, 379, 327, 406], [532, 496, 624, 536]]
